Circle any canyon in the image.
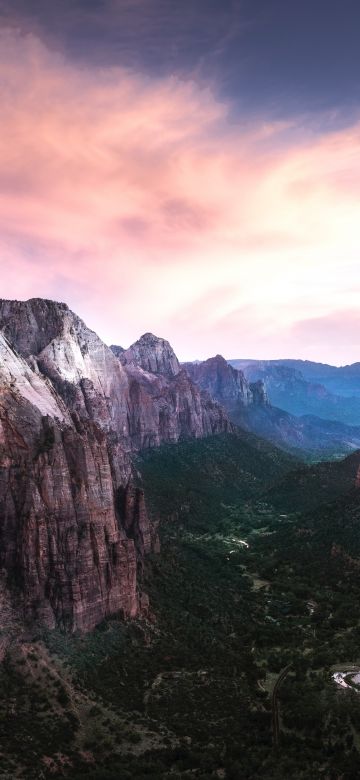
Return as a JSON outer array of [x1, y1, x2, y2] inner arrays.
[[1, 297, 360, 635]]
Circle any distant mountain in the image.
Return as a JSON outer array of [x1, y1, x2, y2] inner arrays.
[[184, 355, 360, 459], [229, 359, 360, 425], [275, 359, 360, 398], [182, 354, 267, 408], [236, 406, 360, 460]]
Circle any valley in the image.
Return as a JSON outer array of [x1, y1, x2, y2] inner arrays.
[[2, 433, 360, 778]]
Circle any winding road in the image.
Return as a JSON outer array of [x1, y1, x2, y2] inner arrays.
[[271, 664, 292, 748]]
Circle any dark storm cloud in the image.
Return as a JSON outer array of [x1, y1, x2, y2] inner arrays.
[[1, 0, 360, 119], [0, 0, 244, 75]]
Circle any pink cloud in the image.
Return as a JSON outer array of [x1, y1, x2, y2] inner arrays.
[[1, 28, 360, 362], [293, 311, 360, 347]]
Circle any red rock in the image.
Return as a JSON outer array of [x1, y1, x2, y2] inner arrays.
[[0, 298, 231, 631]]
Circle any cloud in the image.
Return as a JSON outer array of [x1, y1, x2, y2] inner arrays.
[[0, 27, 360, 362], [0, 0, 244, 75], [293, 311, 360, 349]]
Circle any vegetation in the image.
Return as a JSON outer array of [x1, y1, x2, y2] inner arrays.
[[1, 433, 360, 778]]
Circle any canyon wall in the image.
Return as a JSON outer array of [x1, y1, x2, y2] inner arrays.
[[0, 298, 231, 631]]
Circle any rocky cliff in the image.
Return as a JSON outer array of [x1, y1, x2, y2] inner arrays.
[[0, 327, 144, 632], [183, 354, 268, 411], [0, 298, 231, 632], [118, 332, 181, 378], [108, 337, 232, 449]]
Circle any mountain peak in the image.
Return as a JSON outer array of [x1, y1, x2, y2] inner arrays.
[[0, 297, 75, 357], [183, 355, 253, 406], [120, 332, 180, 377], [138, 332, 161, 341], [206, 354, 228, 365]]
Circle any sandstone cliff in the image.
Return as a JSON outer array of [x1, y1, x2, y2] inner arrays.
[[0, 299, 231, 632], [0, 333, 143, 631], [118, 332, 180, 377]]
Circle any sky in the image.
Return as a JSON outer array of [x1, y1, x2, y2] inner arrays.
[[0, 0, 360, 364]]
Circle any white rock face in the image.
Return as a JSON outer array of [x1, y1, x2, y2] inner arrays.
[[0, 296, 128, 389], [0, 333, 69, 421], [37, 314, 127, 394], [0, 298, 231, 450], [0, 297, 130, 434]]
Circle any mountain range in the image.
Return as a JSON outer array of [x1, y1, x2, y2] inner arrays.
[[229, 359, 360, 424], [1, 296, 360, 637], [183, 355, 360, 459]]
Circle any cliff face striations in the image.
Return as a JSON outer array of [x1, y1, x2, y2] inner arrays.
[[0, 299, 231, 632], [111, 336, 232, 448]]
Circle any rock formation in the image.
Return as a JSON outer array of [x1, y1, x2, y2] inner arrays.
[[183, 354, 268, 410], [117, 332, 181, 377], [249, 380, 269, 407], [0, 298, 231, 632]]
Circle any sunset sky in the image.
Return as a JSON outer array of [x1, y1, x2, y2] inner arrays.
[[1, 0, 360, 363]]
